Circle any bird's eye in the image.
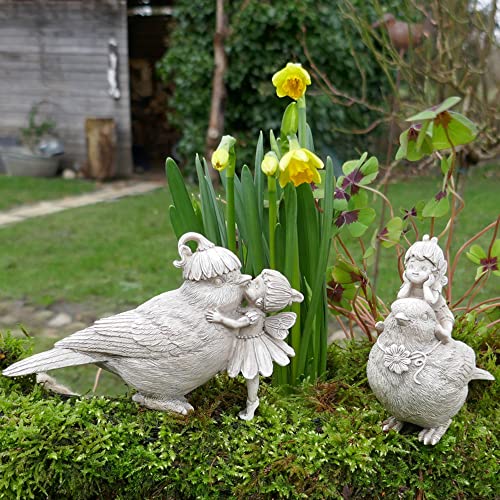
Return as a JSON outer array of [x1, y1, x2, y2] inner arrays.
[[214, 278, 222, 286], [422, 313, 428, 321]]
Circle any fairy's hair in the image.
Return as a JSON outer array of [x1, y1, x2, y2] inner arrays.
[[404, 234, 448, 293], [260, 269, 304, 312]]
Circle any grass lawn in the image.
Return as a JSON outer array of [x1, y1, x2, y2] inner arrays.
[[0, 176, 97, 211], [0, 167, 498, 310], [0, 167, 498, 394]]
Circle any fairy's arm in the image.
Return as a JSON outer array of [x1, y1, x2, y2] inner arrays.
[[206, 310, 251, 330]]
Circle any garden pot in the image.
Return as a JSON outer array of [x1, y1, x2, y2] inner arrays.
[[1, 148, 59, 177]]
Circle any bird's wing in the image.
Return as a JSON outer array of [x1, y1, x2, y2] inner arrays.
[[56, 308, 213, 358], [263, 312, 297, 340], [55, 310, 173, 358], [438, 341, 478, 389]]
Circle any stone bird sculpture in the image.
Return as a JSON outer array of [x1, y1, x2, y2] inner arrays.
[[367, 298, 494, 445], [3, 232, 252, 415]]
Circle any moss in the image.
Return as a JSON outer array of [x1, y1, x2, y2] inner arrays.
[[0, 320, 498, 499]]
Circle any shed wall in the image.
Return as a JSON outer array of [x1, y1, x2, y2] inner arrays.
[[0, 0, 132, 175]]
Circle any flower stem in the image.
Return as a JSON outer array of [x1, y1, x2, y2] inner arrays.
[[297, 96, 307, 148], [268, 175, 277, 268]]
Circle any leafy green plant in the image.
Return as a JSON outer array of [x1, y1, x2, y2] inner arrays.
[[20, 103, 56, 153], [327, 96, 499, 336], [167, 63, 335, 385]]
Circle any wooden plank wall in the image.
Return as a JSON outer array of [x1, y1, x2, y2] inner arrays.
[[0, 0, 133, 175]]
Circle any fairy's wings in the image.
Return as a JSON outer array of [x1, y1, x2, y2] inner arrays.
[[263, 312, 297, 340]]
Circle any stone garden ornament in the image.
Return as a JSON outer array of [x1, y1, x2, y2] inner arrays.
[[3, 232, 302, 420], [367, 235, 494, 445]]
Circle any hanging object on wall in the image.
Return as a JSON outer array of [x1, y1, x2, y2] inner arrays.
[[107, 38, 121, 100]]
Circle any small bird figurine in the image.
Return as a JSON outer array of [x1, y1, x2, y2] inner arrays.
[[367, 298, 494, 445], [3, 232, 252, 415]]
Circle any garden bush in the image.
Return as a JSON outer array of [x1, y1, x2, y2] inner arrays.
[[1, 318, 497, 499], [157, 0, 402, 168]]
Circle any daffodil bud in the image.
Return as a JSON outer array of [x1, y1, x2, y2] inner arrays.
[[211, 148, 230, 171], [211, 135, 236, 172], [280, 102, 298, 138], [261, 151, 279, 176]]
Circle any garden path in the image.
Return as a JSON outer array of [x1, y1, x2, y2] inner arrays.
[[0, 180, 162, 227]]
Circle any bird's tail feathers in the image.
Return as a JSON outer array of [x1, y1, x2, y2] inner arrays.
[[471, 367, 495, 381], [2, 348, 95, 377]]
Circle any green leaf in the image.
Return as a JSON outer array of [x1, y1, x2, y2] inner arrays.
[[241, 166, 266, 275], [379, 217, 403, 248], [342, 152, 368, 175], [195, 155, 220, 245], [165, 157, 204, 235], [396, 128, 433, 161], [430, 111, 478, 149], [406, 96, 461, 121], [296, 183, 320, 288], [346, 207, 376, 237], [270, 129, 281, 159], [440, 156, 450, 175], [254, 130, 265, 225], [416, 120, 431, 151], [466, 244, 487, 265], [491, 239, 500, 258], [422, 193, 450, 218], [203, 159, 227, 247]]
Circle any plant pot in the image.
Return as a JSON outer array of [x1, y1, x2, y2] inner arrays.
[[1, 149, 59, 177]]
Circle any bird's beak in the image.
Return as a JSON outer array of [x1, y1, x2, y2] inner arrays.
[[237, 274, 252, 285], [395, 312, 410, 326]]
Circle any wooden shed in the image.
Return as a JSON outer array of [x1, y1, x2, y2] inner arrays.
[[0, 0, 174, 177]]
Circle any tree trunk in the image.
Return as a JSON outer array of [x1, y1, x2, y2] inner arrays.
[[205, 0, 228, 183]]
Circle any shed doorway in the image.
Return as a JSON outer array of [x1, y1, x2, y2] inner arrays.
[[127, 1, 177, 174]]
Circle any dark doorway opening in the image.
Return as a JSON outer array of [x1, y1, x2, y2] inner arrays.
[[127, 1, 177, 174]]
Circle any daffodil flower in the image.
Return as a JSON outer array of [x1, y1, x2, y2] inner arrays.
[[278, 138, 324, 188], [272, 63, 311, 101]]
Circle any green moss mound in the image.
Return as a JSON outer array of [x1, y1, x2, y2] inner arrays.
[[0, 319, 498, 499]]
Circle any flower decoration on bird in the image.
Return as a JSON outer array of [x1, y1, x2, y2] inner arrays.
[[383, 344, 412, 374]]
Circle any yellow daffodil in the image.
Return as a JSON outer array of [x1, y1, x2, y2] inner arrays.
[[272, 63, 311, 100], [279, 144, 324, 188], [211, 148, 229, 171], [261, 151, 279, 176]]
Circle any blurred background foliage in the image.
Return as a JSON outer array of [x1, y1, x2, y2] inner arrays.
[[156, 0, 402, 171], [157, 0, 499, 175]]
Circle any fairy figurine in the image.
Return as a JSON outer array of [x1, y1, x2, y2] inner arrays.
[[206, 269, 304, 420], [396, 234, 454, 342]]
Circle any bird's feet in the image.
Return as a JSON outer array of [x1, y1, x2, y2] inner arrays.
[[418, 420, 451, 445], [133, 393, 194, 415], [382, 416, 404, 433], [238, 398, 260, 421]]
